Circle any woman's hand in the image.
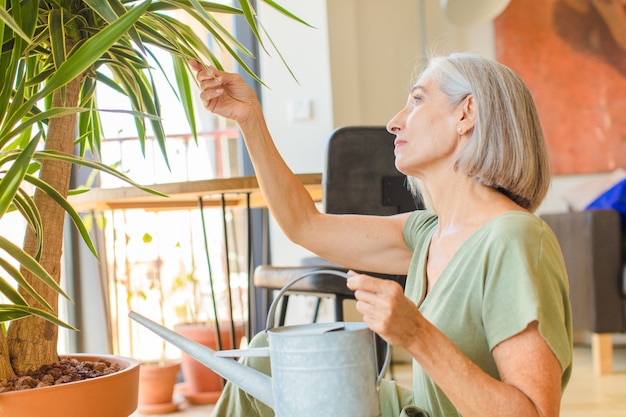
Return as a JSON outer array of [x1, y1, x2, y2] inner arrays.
[[189, 60, 261, 125], [346, 271, 420, 348]]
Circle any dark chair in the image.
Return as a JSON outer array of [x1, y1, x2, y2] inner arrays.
[[540, 209, 626, 374], [253, 126, 421, 370]]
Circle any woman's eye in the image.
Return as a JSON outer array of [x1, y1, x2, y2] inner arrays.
[[412, 95, 422, 104]]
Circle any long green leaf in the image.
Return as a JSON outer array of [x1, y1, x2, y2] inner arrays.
[[95, 70, 128, 96], [0, 59, 28, 146], [239, 0, 265, 52], [106, 0, 146, 54], [41, 0, 152, 96], [0, 236, 71, 301], [0, 262, 29, 305], [148, 14, 213, 57], [112, 56, 169, 168], [260, 0, 315, 28], [149, 0, 241, 14], [141, 74, 170, 170], [172, 56, 197, 142], [0, 259, 55, 311], [144, 47, 179, 99], [0, 1, 31, 125], [1, 0, 153, 133], [0, 132, 40, 219], [24, 174, 98, 258], [77, 77, 98, 154], [106, 63, 148, 152], [0, 0, 4, 49], [3, 107, 88, 147], [12, 189, 43, 260], [167, 7, 253, 58], [18, 0, 38, 39], [203, 22, 264, 85], [259, 22, 299, 85], [133, 20, 206, 69], [0, 305, 77, 330], [49, 9, 66, 70], [104, 44, 148, 66], [0, 6, 30, 42], [33, 150, 168, 197], [83, 0, 119, 23]]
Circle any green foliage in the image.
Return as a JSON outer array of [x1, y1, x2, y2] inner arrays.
[[0, 0, 304, 327]]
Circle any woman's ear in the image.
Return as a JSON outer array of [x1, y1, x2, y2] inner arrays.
[[457, 95, 476, 135]]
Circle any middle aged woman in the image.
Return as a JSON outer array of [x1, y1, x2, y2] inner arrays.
[[190, 52, 572, 417]]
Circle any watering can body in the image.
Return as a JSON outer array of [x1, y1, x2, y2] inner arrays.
[[129, 270, 385, 416], [268, 321, 381, 416]]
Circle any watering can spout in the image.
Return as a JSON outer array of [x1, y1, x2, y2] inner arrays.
[[129, 312, 274, 409]]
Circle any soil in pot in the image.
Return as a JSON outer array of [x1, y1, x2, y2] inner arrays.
[[0, 356, 123, 392], [0, 354, 139, 417]]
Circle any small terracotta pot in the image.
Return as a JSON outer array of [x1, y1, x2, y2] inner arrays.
[[0, 353, 139, 417], [137, 360, 181, 415], [174, 322, 244, 404]]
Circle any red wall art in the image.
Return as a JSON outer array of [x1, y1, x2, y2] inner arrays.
[[495, 0, 626, 174]]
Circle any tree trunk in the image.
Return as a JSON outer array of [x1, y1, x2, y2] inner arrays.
[[6, 76, 83, 375], [0, 331, 16, 380]]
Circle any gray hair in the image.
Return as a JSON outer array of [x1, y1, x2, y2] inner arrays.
[[407, 52, 550, 212]]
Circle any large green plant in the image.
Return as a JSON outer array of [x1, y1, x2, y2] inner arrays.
[[0, 0, 305, 380]]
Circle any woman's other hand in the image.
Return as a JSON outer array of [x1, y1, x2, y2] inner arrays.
[[346, 270, 420, 348]]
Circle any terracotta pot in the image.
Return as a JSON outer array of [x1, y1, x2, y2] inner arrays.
[[0, 353, 139, 417], [174, 322, 244, 404], [137, 360, 181, 415]]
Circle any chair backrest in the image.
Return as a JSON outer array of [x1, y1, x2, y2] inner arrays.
[[323, 126, 421, 215]]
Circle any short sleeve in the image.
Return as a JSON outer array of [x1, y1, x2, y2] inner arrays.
[[481, 217, 573, 384], [403, 210, 438, 251]]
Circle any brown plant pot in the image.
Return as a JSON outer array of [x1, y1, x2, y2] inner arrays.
[[174, 322, 244, 404], [0, 353, 139, 417], [137, 360, 181, 415]]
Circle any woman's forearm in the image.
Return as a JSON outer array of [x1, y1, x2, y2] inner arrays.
[[348, 273, 560, 417], [404, 319, 560, 417], [236, 106, 320, 243]]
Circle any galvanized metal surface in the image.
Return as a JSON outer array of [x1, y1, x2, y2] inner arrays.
[[130, 269, 386, 416]]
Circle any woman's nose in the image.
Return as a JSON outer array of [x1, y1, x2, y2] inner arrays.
[[386, 112, 402, 134]]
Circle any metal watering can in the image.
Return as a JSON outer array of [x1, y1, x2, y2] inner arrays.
[[129, 270, 390, 417]]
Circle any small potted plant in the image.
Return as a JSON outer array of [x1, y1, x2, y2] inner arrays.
[[169, 236, 246, 404], [128, 233, 182, 415]]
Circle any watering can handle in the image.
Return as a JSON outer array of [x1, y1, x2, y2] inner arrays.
[[264, 269, 392, 385]]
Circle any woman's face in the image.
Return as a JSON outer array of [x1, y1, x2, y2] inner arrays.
[[386, 73, 462, 178]]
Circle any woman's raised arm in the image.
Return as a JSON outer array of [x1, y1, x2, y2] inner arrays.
[[190, 62, 413, 274]]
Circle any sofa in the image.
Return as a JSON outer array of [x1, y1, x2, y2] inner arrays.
[[540, 209, 625, 374]]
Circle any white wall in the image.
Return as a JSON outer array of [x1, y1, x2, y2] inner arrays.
[[258, 0, 333, 174], [256, 0, 331, 265]]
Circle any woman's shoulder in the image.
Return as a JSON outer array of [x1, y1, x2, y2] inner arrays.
[[479, 211, 561, 254], [403, 210, 438, 249], [483, 210, 545, 235], [405, 209, 438, 230]]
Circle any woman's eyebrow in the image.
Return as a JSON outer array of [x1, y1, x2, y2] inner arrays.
[[410, 85, 426, 95]]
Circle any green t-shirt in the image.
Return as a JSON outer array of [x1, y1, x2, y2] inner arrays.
[[402, 210, 573, 417]]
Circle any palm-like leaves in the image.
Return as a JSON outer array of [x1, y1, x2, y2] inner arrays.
[[0, 0, 305, 325]]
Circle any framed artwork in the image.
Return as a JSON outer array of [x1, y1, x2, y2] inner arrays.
[[495, 0, 626, 174]]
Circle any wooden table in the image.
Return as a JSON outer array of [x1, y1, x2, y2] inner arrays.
[[69, 173, 323, 211]]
